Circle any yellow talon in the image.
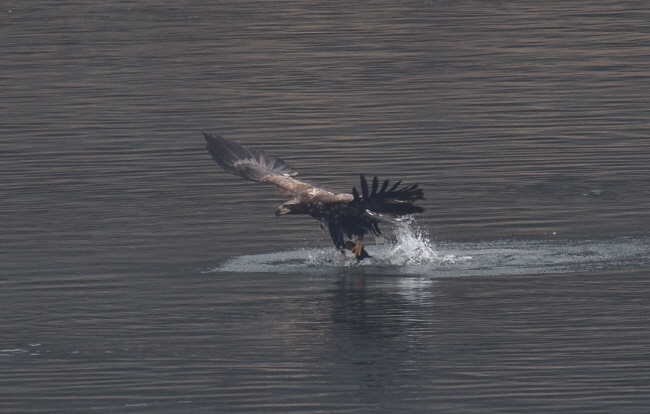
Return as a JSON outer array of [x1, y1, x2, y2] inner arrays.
[[343, 240, 370, 261], [351, 240, 364, 259]]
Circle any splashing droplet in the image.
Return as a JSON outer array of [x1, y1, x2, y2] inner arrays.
[[378, 221, 439, 266]]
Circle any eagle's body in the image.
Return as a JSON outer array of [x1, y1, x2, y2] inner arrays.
[[203, 133, 424, 259]]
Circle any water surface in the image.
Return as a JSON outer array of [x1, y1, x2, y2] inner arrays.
[[2, 2, 650, 413]]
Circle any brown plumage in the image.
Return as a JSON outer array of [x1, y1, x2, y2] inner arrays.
[[203, 133, 424, 259]]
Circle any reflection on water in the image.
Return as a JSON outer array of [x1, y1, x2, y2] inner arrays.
[[2, 1, 650, 413]]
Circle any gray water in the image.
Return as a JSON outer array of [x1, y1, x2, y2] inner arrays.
[[2, 2, 650, 413]]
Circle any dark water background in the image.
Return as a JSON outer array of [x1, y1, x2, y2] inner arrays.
[[2, 2, 650, 413]]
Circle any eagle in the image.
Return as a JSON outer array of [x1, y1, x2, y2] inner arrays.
[[203, 133, 425, 260]]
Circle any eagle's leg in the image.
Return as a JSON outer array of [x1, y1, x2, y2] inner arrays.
[[350, 239, 365, 260], [343, 240, 370, 261]]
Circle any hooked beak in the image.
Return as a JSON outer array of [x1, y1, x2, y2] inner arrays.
[[275, 206, 291, 216]]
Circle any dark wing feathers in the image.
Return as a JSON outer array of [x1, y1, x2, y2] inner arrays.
[[379, 178, 389, 194], [352, 186, 360, 201], [371, 176, 379, 198], [389, 180, 401, 192], [352, 174, 425, 217], [360, 173, 369, 200]]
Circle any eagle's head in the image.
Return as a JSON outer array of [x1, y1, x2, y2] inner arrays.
[[275, 198, 307, 216]]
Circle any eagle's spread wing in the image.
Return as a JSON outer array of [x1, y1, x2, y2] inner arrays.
[[352, 175, 424, 218], [204, 132, 314, 197]]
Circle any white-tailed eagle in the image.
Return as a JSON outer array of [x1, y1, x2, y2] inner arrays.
[[203, 133, 424, 260]]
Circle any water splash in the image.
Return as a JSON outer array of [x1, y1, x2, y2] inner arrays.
[[205, 226, 649, 277], [371, 221, 471, 268], [209, 221, 466, 273], [379, 222, 440, 265]]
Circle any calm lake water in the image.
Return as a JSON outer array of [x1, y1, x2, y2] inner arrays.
[[2, 1, 650, 413]]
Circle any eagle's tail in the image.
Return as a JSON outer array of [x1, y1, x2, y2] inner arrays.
[[352, 174, 425, 217], [203, 133, 296, 182]]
